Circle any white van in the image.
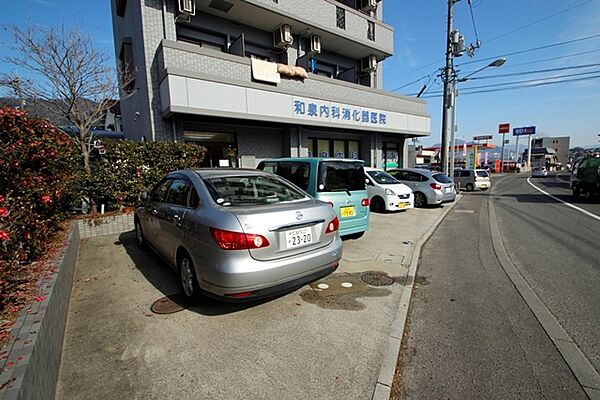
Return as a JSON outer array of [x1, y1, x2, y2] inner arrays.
[[364, 167, 414, 212]]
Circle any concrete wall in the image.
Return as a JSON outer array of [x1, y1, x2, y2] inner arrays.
[[0, 224, 80, 400]]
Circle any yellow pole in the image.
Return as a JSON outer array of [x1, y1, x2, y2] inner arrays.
[[474, 144, 478, 168]]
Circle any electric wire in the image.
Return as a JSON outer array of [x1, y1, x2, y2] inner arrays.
[[462, 48, 600, 72], [467, 0, 480, 44], [456, 32, 600, 67], [384, 1, 593, 84], [389, 73, 432, 92], [418, 71, 600, 96], [483, 0, 593, 45], [463, 62, 600, 81], [418, 69, 600, 95]]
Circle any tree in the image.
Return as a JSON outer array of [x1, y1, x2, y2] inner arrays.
[[0, 24, 133, 175]]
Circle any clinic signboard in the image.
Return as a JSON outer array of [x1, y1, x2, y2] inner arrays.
[[513, 126, 536, 136]]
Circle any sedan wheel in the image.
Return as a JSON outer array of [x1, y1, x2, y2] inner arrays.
[[414, 192, 427, 208], [135, 220, 146, 249], [179, 254, 201, 303]]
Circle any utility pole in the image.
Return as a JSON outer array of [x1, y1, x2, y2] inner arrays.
[[440, 0, 455, 175]]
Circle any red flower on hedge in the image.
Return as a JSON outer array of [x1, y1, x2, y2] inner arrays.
[[0, 230, 9, 241], [0, 207, 8, 217], [40, 195, 52, 205], [0, 195, 4, 203]]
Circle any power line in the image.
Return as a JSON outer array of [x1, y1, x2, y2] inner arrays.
[[456, 32, 600, 67], [444, 74, 600, 96], [465, 62, 600, 80], [467, 0, 480, 44], [384, 1, 592, 84], [389, 73, 433, 92], [483, 0, 593, 45], [461, 48, 600, 73], [419, 69, 600, 96]]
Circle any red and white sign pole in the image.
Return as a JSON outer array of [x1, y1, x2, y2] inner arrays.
[[499, 123, 510, 172]]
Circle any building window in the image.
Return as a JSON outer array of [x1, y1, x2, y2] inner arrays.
[[119, 38, 135, 93], [116, 0, 127, 17], [308, 138, 361, 159], [367, 21, 376, 41], [336, 7, 346, 29]]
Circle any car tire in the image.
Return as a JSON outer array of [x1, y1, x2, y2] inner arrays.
[[370, 197, 385, 213], [414, 192, 427, 208], [465, 183, 474, 192], [134, 219, 146, 250], [178, 251, 202, 304]]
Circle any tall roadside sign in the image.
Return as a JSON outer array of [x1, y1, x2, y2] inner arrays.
[[499, 123, 510, 172], [513, 126, 536, 170]]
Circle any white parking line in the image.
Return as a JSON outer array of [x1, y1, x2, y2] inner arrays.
[[527, 178, 600, 222]]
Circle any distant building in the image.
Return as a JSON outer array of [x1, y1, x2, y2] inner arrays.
[[532, 136, 570, 169]]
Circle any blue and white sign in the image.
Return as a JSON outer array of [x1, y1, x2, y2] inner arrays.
[[513, 126, 536, 136], [292, 97, 387, 128]]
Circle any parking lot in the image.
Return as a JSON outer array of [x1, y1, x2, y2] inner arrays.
[[56, 206, 453, 400]]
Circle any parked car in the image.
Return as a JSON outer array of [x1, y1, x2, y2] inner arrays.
[[135, 169, 343, 302], [364, 167, 414, 212], [257, 158, 370, 238], [531, 166, 548, 177], [387, 168, 456, 207], [453, 169, 491, 191]]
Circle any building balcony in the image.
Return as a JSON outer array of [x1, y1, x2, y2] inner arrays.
[[195, 0, 393, 59], [157, 40, 429, 135]]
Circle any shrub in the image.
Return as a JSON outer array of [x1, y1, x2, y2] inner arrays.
[[0, 106, 79, 316], [84, 140, 207, 211]]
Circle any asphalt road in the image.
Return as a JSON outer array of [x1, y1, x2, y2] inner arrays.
[[396, 173, 600, 400]]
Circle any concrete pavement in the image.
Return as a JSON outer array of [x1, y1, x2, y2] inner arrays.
[[55, 203, 457, 400]]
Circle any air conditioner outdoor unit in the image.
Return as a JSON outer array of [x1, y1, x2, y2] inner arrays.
[[360, 55, 377, 73], [273, 24, 293, 48], [179, 0, 196, 15], [309, 35, 321, 54], [360, 0, 377, 12]]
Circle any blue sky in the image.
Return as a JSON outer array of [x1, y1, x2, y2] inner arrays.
[[1, 0, 599, 148]]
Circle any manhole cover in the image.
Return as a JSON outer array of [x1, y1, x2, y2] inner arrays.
[[360, 272, 395, 287], [151, 294, 188, 314]]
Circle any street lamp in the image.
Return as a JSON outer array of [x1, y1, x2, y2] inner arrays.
[[449, 58, 506, 180]]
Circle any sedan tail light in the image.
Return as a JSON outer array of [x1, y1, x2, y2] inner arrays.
[[325, 216, 339, 234], [430, 182, 442, 190], [361, 198, 370, 207], [210, 228, 270, 250]]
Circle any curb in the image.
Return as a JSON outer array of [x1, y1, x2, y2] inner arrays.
[[371, 195, 463, 400]]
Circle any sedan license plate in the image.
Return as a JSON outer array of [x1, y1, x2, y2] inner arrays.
[[398, 202, 407, 209], [285, 227, 312, 249], [340, 206, 356, 218]]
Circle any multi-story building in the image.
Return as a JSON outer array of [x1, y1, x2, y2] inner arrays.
[[532, 136, 570, 169], [110, 0, 431, 168]]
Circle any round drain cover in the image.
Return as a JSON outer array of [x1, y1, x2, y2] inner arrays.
[[151, 294, 187, 314], [360, 272, 395, 287]]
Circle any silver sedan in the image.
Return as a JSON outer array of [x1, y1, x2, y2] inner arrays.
[[135, 169, 343, 302]]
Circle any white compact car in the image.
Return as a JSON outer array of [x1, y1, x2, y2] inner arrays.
[[531, 166, 548, 177], [364, 167, 414, 212]]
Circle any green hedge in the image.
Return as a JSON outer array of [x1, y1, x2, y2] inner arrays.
[[84, 140, 207, 211]]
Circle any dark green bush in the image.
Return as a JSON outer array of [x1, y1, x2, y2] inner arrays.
[[85, 140, 207, 211]]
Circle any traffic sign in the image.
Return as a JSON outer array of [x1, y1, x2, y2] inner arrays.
[[504, 139, 510, 144], [498, 123, 510, 134], [513, 126, 536, 136], [473, 135, 493, 141]]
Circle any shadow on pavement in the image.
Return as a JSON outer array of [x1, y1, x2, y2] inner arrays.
[[117, 231, 286, 316]]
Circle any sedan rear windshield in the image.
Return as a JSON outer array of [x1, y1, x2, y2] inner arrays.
[[203, 175, 308, 207], [433, 173, 453, 183], [317, 161, 365, 193], [367, 170, 400, 185], [475, 170, 489, 177]]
